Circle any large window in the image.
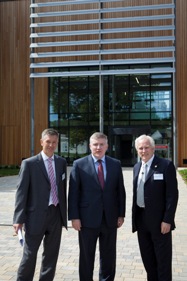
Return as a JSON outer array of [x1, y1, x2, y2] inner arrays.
[[49, 64, 173, 165]]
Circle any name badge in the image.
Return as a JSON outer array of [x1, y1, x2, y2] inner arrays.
[[62, 173, 65, 180], [154, 173, 163, 180]]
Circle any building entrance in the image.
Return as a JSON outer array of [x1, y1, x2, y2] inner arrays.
[[109, 126, 151, 166]]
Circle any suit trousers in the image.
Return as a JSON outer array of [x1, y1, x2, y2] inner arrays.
[[78, 215, 117, 281], [136, 207, 172, 281], [17, 205, 62, 281]]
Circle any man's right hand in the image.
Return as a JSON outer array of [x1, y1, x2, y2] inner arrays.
[[72, 219, 81, 231], [13, 223, 23, 234]]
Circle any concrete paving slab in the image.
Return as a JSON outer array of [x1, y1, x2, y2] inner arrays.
[[0, 168, 186, 280]]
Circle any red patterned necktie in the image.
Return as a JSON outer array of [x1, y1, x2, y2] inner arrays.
[[48, 157, 59, 206], [97, 159, 105, 189]]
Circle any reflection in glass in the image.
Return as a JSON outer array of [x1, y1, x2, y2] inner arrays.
[[49, 64, 173, 165]]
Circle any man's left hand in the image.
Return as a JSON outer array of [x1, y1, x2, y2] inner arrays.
[[161, 222, 171, 234]]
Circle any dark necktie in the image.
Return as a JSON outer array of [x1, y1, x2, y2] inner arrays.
[[48, 157, 59, 206], [97, 159, 105, 189]]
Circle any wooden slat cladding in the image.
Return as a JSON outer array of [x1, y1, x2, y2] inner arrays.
[[0, 0, 31, 165], [0, 0, 187, 166], [0, 0, 49, 165], [34, 77, 48, 155], [176, 0, 187, 166]]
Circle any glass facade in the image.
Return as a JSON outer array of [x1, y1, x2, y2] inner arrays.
[[49, 64, 173, 166]]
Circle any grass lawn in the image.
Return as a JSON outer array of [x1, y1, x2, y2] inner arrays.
[[178, 169, 187, 184]]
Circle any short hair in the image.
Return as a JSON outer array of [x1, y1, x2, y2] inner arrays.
[[89, 132, 108, 143], [41, 128, 59, 140], [135, 134, 155, 150]]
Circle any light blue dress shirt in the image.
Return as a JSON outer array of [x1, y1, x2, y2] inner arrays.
[[92, 155, 107, 180]]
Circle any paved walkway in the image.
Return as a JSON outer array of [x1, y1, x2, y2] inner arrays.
[[0, 167, 187, 281]]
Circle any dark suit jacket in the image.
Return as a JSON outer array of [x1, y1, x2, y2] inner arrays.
[[132, 155, 178, 233], [68, 155, 126, 228], [13, 153, 67, 235]]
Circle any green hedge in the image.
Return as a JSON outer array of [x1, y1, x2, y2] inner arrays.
[[0, 166, 20, 177]]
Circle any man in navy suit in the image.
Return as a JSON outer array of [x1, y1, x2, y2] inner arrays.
[[132, 134, 178, 281], [68, 132, 126, 281], [13, 128, 67, 281]]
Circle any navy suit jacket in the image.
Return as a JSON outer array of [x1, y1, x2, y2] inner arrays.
[[68, 155, 126, 228], [132, 155, 178, 233], [13, 153, 67, 234]]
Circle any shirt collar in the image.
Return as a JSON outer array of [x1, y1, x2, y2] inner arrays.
[[92, 155, 105, 164], [41, 151, 54, 161], [142, 154, 154, 168]]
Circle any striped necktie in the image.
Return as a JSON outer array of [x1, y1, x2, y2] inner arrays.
[[48, 157, 59, 206]]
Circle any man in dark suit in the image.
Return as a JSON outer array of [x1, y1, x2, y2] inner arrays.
[[68, 132, 126, 281], [13, 128, 67, 281], [132, 134, 178, 281]]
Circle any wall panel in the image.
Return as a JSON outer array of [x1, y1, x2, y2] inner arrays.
[[0, 0, 187, 166], [34, 77, 48, 154], [0, 0, 48, 165], [0, 0, 29, 165], [176, 0, 187, 166]]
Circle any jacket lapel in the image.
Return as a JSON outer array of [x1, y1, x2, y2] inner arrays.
[[54, 155, 63, 186], [105, 156, 113, 185], [36, 153, 50, 183], [88, 155, 102, 187], [134, 162, 141, 188], [145, 155, 159, 182]]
